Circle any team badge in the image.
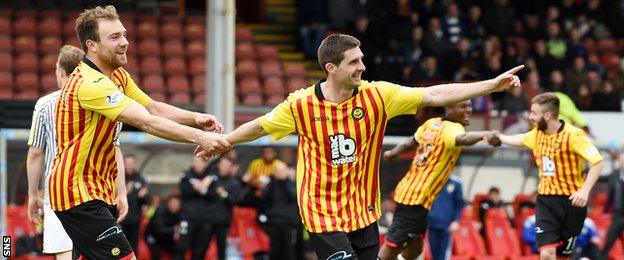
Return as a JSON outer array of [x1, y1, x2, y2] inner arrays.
[[351, 107, 365, 120], [552, 141, 560, 150], [111, 247, 120, 256]]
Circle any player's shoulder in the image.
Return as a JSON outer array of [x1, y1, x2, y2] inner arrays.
[[360, 80, 402, 90], [286, 85, 315, 101], [564, 123, 585, 135], [34, 90, 61, 110], [423, 117, 443, 127]]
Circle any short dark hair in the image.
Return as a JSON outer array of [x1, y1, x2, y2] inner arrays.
[[488, 187, 500, 194], [317, 34, 361, 73], [58, 45, 84, 74], [531, 92, 559, 117], [75, 5, 120, 52]]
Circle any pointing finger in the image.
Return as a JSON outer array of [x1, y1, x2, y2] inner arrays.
[[503, 65, 525, 75]]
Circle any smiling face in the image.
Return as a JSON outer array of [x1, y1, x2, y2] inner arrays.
[[327, 47, 366, 89], [90, 19, 129, 70], [446, 100, 473, 126]]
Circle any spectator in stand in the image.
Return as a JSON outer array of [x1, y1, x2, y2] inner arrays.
[[566, 28, 587, 61], [412, 55, 443, 82], [482, 0, 515, 37], [427, 176, 464, 260], [374, 38, 410, 85], [546, 23, 567, 68], [464, 5, 486, 47], [444, 38, 473, 79], [479, 187, 505, 225], [574, 84, 593, 111], [533, 40, 558, 81], [441, 2, 464, 45], [523, 14, 546, 41], [586, 54, 605, 76], [544, 6, 563, 28], [349, 16, 376, 77], [145, 194, 182, 260], [328, 0, 356, 31], [298, 0, 328, 59], [422, 17, 450, 59], [600, 152, 624, 259], [547, 70, 567, 93], [501, 86, 527, 118], [523, 215, 600, 259], [564, 56, 590, 91], [120, 154, 151, 255], [592, 81, 621, 111], [415, 0, 445, 28]]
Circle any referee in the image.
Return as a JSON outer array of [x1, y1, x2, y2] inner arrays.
[[26, 45, 116, 260]]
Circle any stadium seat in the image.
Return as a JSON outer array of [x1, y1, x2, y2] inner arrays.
[[15, 72, 39, 91], [515, 207, 536, 255], [597, 38, 618, 54], [193, 93, 205, 104], [236, 59, 259, 77], [167, 75, 190, 92], [0, 36, 11, 52], [141, 74, 166, 92], [472, 194, 487, 221], [484, 208, 521, 257], [64, 36, 80, 49], [13, 17, 37, 36], [184, 19, 205, 39], [160, 19, 183, 38], [149, 91, 167, 102], [163, 57, 187, 75], [140, 56, 163, 73], [39, 36, 63, 54], [191, 75, 205, 93], [452, 216, 487, 257], [169, 92, 191, 104], [186, 40, 206, 56], [14, 36, 37, 53], [0, 53, 12, 71], [235, 42, 256, 60], [283, 63, 307, 78], [41, 72, 57, 92], [263, 77, 285, 96], [188, 58, 205, 75], [162, 39, 185, 57], [230, 207, 270, 258], [257, 45, 280, 60], [138, 39, 161, 56], [286, 77, 308, 93], [62, 19, 75, 38], [238, 77, 262, 94], [125, 55, 139, 74], [259, 60, 282, 78], [15, 54, 39, 72], [0, 71, 14, 89], [38, 17, 62, 36], [14, 90, 40, 100], [137, 21, 159, 39], [40, 53, 58, 72], [0, 16, 10, 33], [266, 94, 285, 106], [235, 27, 254, 42], [601, 53, 621, 68]]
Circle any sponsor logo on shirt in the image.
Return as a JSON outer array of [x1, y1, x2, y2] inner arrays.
[[106, 91, 123, 106]]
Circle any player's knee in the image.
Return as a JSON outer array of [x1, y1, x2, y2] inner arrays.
[[540, 246, 557, 260]]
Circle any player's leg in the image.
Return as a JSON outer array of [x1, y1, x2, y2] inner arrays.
[[535, 196, 566, 260], [349, 223, 380, 260], [428, 229, 443, 260], [55, 200, 134, 260], [600, 217, 624, 259], [173, 219, 193, 260], [557, 200, 586, 258], [379, 204, 428, 260], [399, 237, 423, 260], [309, 231, 357, 260], [190, 220, 212, 260], [43, 204, 73, 260]]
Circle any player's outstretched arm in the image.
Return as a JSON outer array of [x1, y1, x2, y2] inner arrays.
[[456, 131, 500, 146], [117, 102, 231, 154], [495, 131, 526, 148], [226, 118, 268, 145], [114, 145, 128, 223], [383, 136, 418, 162], [25, 147, 44, 224], [146, 101, 224, 133], [570, 160, 604, 207], [421, 65, 524, 107]]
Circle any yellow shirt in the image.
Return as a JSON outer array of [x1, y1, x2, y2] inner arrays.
[[50, 60, 152, 211], [260, 80, 424, 233], [246, 158, 285, 181], [394, 117, 465, 209], [522, 121, 603, 195]]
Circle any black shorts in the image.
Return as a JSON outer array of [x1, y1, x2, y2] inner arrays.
[[535, 195, 587, 255], [55, 200, 134, 260], [385, 204, 428, 248], [309, 223, 379, 260]]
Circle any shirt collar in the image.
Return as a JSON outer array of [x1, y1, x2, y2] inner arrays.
[[82, 57, 104, 74], [314, 79, 359, 100]]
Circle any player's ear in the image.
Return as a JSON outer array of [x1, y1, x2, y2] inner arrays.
[[86, 39, 98, 53], [325, 63, 337, 74]]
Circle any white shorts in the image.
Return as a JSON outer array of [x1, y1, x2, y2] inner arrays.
[[43, 204, 73, 254]]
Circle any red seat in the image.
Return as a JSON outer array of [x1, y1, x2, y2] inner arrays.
[[236, 42, 256, 60], [601, 53, 621, 68], [0, 35, 11, 52], [283, 63, 307, 78], [39, 36, 63, 54], [186, 40, 206, 56], [14, 36, 37, 53], [257, 45, 280, 60], [38, 17, 62, 36], [65, 36, 80, 49], [235, 27, 254, 42], [0, 53, 12, 71], [169, 93, 191, 104], [41, 73, 57, 92], [452, 218, 487, 257], [238, 77, 262, 94], [591, 214, 624, 258], [188, 58, 205, 75], [15, 54, 39, 72], [16, 72, 39, 91], [597, 38, 618, 53], [263, 77, 285, 95], [14, 90, 40, 100], [162, 39, 185, 57], [149, 91, 167, 102], [40, 53, 58, 72], [0, 72, 13, 89], [286, 77, 308, 93], [137, 21, 159, 38], [0, 16, 10, 33], [140, 56, 162, 73], [266, 94, 285, 106], [138, 39, 161, 56], [63, 19, 76, 38], [161, 20, 183, 38], [167, 75, 190, 92], [141, 74, 166, 92], [13, 17, 37, 36], [191, 75, 205, 93], [163, 57, 187, 75], [260, 60, 282, 78], [184, 20, 205, 39], [484, 208, 521, 257], [241, 93, 263, 105], [236, 59, 259, 77], [472, 194, 487, 222], [125, 55, 138, 74], [194, 93, 205, 104]]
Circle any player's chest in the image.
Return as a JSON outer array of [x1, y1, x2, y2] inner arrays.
[[535, 134, 570, 156]]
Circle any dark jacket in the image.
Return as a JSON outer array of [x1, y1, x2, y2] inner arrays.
[[428, 176, 463, 230], [122, 173, 150, 225], [607, 170, 624, 215], [260, 177, 300, 225], [146, 204, 180, 239], [179, 168, 212, 220], [205, 172, 243, 224]]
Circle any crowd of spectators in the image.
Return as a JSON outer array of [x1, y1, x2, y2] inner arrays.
[[298, 0, 624, 113]]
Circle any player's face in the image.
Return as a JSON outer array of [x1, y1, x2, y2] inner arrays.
[[95, 19, 129, 69], [262, 147, 276, 161], [334, 47, 366, 89], [447, 100, 472, 125], [529, 103, 548, 131]]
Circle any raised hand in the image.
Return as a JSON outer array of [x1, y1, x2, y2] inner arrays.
[[492, 65, 524, 92], [484, 131, 502, 147], [195, 132, 232, 159], [194, 113, 224, 133]]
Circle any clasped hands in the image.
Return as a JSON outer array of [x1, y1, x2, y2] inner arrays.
[[483, 130, 502, 147], [192, 113, 232, 159]]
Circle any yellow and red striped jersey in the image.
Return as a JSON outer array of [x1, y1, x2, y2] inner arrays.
[[393, 117, 465, 209], [50, 59, 152, 211], [260, 80, 424, 233], [522, 121, 603, 195], [246, 158, 285, 181]]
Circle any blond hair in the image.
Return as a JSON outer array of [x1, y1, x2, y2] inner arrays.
[[58, 45, 85, 74], [75, 5, 120, 52]]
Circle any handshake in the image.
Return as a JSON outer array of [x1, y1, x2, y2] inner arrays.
[[484, 130, 502, 147]]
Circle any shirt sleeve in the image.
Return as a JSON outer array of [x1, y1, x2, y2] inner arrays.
[[78, 80, 135, 120], [521, 128, 538, 150], [27, 100, 47, 148], [571, 129, 603, 165], [117, 68, 153, 107], [259, 97, 296, 140], [374, 81, 424, 119], [443, 123, 466, 148]]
